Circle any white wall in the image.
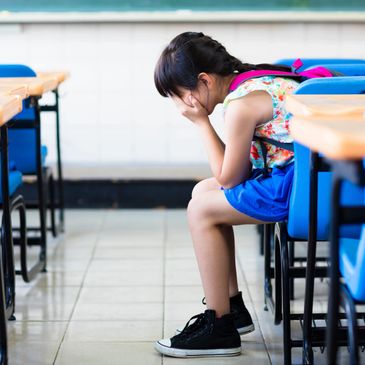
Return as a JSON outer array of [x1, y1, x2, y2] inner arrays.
[[0, 19, 364, 179]]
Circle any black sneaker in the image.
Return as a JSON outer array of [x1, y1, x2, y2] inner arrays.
[[155, 309, 241, 358], [176, 291, 254, 335], [230, 291, 255, 335]]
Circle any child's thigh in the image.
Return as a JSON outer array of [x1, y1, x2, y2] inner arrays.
[[191, 177, 221, 199], [188, 189, 266, 226]]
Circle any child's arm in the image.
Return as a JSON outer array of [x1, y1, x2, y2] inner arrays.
[[218, 92, 273, 188]]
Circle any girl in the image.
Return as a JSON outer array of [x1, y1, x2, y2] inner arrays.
[[153, 31, 299, 358]]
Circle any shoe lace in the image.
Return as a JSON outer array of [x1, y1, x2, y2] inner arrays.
[[201, 297, 206, 305], [179, 313, 206, 336]]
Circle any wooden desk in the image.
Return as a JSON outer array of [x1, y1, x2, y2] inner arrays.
[[286, 94, 365, 120], [0, 84, 29, 101], [0, 77, 58, 96], [37, 71, 70, 86], [287, 94, 365, 160], [0, 95, 22, 126]]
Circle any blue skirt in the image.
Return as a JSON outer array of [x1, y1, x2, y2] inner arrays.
[[223, 163, 294, 222]]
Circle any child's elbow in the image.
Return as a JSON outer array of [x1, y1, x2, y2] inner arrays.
[[219, 173, 249, 190], [219, 178, 240, 190]]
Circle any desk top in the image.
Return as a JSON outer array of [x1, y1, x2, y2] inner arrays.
[[37, 71, 70, 85], [0, 77, 58, 96], [0, 95, 22, 126], [0, 84, 29, 100], [286, 94, 365, 119], [288, 94, 365, 159]]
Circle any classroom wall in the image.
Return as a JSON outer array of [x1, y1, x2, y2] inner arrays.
[[0, 20, 364, 179]]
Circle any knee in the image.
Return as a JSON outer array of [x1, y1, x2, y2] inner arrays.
[[187, 195, 212, 225], [191, 181, 205, 200], [191, 178, 218, 199]]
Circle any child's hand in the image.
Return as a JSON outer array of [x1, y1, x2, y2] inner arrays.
[[172, 95, 209, 125]]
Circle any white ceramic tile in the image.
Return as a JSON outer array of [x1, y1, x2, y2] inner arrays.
[[64, 320, 162, 342], [83, 269, 163, 286], [55, 342, 161, 365], [71, 302, 163, 321], [77, 286, 163, 304]]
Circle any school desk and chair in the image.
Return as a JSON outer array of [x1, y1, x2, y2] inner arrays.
[[0, 93, 25, 365], [258, 59, 365, 365], [0, 68, 68, 365], [289, 95, 365, 365]]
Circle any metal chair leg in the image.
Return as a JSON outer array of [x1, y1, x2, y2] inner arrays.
[[48, 173, 57, 238], [274, 223, 282, 325], [0, 243, 8, 365], [278, 223, 292, 365], [264, 224, 273, 310], [340, 285, 359, 365], [0, 126, 15, 321], [289, 241, 295, 300]]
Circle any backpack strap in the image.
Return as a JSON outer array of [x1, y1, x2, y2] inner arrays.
[[229, 70, 302, 91], [253, 136, 294, 152], [229, 58, 335, 92], [253, 136, 294, 176]]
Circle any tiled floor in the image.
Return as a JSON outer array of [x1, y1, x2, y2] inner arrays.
[[8, 209, 363, 364]]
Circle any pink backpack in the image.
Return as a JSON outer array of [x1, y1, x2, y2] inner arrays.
[[229, 58, 335, 92]]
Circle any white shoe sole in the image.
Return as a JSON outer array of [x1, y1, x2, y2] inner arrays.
[[175, 323, 255, 336], [237, 323, 255, 335], [154, 341, 242, 358]]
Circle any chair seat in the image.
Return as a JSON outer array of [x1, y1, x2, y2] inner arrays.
[[0, 170, 23, 202], [339, 230, 365, 302]]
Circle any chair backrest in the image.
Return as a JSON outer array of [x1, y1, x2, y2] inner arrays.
[[0, 64, 38, 173], [287, 77, 365, 240], [275, 58, 365, 71], [307, 63, 365, 77], [0, 64, 36, 78]]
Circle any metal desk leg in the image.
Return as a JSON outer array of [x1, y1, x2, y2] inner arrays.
[[326, 174, 341, 365], [302, 151, 319, 365]]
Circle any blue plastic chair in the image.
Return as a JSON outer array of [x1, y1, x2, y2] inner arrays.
[[326, 157, 365, 365], [0, 65, 48, 174], [0, 64, 53, 276], [275, 58, 365, 71], [271, 77, 365, 365]]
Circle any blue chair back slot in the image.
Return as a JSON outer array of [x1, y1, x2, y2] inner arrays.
[[0, 64, 36, 77], [287, 77, 365, 240]]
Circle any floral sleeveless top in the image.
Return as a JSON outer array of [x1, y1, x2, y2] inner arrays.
[[223, 76, 299, 169]]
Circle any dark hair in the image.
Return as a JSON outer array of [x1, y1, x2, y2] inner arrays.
[[154, 31, 292, 97]]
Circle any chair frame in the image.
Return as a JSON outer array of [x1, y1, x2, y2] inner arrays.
[[326, 160, 365, 365]]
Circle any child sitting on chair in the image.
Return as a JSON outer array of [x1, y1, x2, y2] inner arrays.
[[153, 31, 299, 358]]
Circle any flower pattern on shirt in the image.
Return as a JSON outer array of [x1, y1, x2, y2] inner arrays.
[[223, 76, 299, 169]]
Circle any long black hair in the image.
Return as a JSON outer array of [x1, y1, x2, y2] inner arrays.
[[154, 31, 291, 98]]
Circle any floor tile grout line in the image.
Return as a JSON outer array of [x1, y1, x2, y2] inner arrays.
[[161, 209, 167, 365], [52, 209, 108, 365], [236, 227, 273, 365]]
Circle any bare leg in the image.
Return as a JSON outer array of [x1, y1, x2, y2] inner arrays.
[[188, 189, 264, 317], [191, 179, 239, 299]]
